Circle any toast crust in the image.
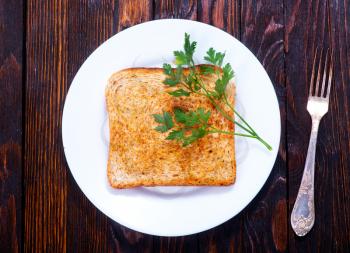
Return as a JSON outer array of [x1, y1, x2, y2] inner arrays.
[[106, 65, 236, 188]]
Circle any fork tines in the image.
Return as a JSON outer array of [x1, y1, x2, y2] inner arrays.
[[309, 48, 334, 99]]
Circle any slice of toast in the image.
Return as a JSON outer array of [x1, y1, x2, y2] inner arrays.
[[105, 65, 235, 188]]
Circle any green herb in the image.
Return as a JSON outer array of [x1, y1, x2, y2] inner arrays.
[[214, 63, 234, 99], [199, 65, 215, 75], [167, 89, 190, 97], [163, 64, 182, 86], [163, 108, 212, 146], [153, 33, 272, 150], [204, 47, 225, 67], [152, 112, 174, 133]]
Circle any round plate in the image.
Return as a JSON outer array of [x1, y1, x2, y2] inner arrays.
[[62, 19, 280, 236]]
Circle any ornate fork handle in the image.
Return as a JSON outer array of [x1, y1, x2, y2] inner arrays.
[[291, 117, 320, 236]]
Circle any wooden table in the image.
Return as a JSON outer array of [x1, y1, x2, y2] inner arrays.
[[1, 0, 349, 252]]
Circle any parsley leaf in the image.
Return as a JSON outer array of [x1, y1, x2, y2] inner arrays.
[[153, 114, 165, 123], [163, 63, 173, 75], [153, 112, 174, 133], [153, 108, 211, 146], [167, 89, 190, 97], [223, 63, 234, 80], [163, 113, 174, 129], [197, 108, 211, 123], [166, 129, 185, 140], [173, 33, 197, 66], [184, 33, 197, 61], [162, 64, 183, 86], [171, 108, 211, 146], [174, 108, 210, 127], [155, 125, 169, 133], [204, 48, 225, 67], [173, 108, 190, 125], [174, 51, 187, 65], [183, 71, 200, 91], [214, 63, 234, 98], [163, 78, 179, 86], [200, 65, 215, 75], [183, 127, 207, 146]]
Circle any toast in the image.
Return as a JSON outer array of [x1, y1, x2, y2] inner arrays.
[[105, 65, 235, 188]]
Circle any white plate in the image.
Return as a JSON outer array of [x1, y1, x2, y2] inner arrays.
[[62, 19, 281, 236]]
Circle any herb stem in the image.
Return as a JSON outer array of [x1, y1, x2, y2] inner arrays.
[[222, 92, 272, 150], [194, 68, 272, 150], [256, 135, 273, 151], [208, 128, 255, 138], [209, 127, 272, 150], [222, 93, 256, 134], [224, 94, 256, 135], [198, 80, 254, 135], [223, 93, 234, 112]]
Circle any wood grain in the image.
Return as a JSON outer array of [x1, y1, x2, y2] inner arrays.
[[0, 0, 348, 251], [286, 0, 350, 252], [25, 0, 68, 252], [154, 0, 197, 19], [0, 0, 23, 252], [117, 0, 153, 31], [239, 0, 287, 252], [198, 0, 239, 38], [66, 1, 117, 252]]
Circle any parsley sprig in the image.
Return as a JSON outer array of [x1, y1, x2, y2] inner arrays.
[[153, 33, 272, 150], [166, 108, 210, 147]]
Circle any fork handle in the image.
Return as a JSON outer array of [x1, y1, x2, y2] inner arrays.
[[291, 118, 320, 236]]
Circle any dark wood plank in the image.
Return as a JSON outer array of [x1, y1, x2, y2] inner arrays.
[[117, 0, 153, 31], [198, 0, 240, 38], [326, 0, 350, 242], [239, 0, 287, 252], [286, 0, 350, 252], [66, 1, 117, 252], [0, 0, 23, 252], [155, 235, 198, 253], [154, 0, 197, 19], [244, 0, 287, 251], [25, 1, 68, 252]]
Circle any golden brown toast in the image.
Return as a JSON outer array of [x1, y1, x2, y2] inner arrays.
[[105, 65, 235, 188]]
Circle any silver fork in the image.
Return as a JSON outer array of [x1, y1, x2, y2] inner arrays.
[[291, 48, 333, 236]]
